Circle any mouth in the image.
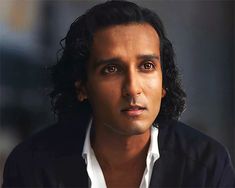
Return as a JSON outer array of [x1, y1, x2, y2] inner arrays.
[[121, 105, 147, 117]]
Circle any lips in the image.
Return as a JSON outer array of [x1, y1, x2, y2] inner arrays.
[[121, 105, 146, 116]]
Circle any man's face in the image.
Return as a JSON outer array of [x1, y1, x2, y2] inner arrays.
[[77, 23, 165, 136]]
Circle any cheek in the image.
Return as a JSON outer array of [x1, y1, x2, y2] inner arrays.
[[143, 77, 163, 116], [86, 82, 120, 108], [144, 79, 162, 118], [144, 76, 162, 98]]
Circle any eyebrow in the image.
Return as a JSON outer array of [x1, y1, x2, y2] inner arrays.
[[92, 58, 121, 70], [92, 54, 160, 70], [137, 54, 160, 61]]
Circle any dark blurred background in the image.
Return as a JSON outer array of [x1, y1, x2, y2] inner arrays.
[[0, 0, 234, 184]]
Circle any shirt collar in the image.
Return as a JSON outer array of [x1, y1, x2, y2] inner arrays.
[[82, 119, 93, 164], [147, 125, 160, 163], [82, 120, 160, 163]]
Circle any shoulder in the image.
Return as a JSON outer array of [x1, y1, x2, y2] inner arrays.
[[4, 113, 90, 165], [2, 116, 90, 187], [159, 120, 232, 169], [2, 123, 62, 186], [6, 118, 88, 160], [157, 120, 235, 185]]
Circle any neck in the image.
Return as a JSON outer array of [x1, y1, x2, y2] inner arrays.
[[91, 123, 151, 169]]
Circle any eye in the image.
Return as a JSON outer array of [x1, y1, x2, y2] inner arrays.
[[140, 61, 156, 71], [102, 65, 118, 74]]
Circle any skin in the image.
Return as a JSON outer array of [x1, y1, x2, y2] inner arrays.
[[75, 23, 165, 187]]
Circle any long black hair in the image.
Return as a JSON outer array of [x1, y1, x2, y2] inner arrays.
[[50, 0, 186, 122]]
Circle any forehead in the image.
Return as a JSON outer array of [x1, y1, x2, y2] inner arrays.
[[94, 23, 159, 38], [90, 23, 160, 61]]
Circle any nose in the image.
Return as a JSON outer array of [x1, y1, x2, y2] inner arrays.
[[122, 69, 142, 98]]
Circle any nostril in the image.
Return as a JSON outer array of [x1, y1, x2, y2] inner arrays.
[[122, 81, 142, 97]]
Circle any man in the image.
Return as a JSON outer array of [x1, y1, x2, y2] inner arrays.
[[3, 1, 235, 187]]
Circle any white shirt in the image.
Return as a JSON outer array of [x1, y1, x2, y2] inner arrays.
[[82, 120, 160, 188]]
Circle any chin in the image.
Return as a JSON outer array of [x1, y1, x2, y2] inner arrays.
[[118, 121, 151, 136], [130, 124, 151, 134], [103, 116, 153, 136]]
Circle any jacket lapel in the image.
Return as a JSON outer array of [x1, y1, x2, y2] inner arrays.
[[52, 112, 91, 187], [149, 150, 186, 187], [53, 154, 88, 187], [150, 120, 186, 187]]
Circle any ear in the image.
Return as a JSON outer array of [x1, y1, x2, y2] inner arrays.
[[162, 88, 166, 98], [75, 81, 88, 102]]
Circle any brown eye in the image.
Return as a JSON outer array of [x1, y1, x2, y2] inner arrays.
[[141, 62, 155, 70], [103, 65, 118, 74]]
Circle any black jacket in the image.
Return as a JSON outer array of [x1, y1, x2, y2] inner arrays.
[[2, 114, 235, 187]]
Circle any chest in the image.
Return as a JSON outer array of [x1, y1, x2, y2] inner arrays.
[[102, 166, 145, 188]]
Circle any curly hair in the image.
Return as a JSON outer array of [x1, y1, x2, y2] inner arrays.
[[50, 0, 186, 122]]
